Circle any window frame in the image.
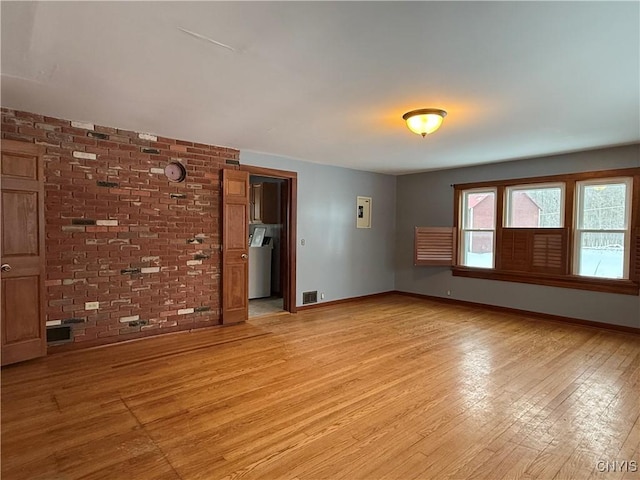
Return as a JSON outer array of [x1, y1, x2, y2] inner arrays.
[[459, 187, 498, 269], [451, 167, 640, 295], [573, 177, 633, 280], [504, 182, 565, 228]]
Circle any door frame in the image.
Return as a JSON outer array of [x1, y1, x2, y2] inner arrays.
[[240, 165, 297, 313]]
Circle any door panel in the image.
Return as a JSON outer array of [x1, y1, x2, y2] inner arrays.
[[225, 203, 248, 250], [3, 191, 39, 256], [3, 277, 40, 343], [1, 140, 46, 366], [221, 169, 249, 325], [227, 176, 247, 197], [224, 263, 246, 317], [1, 153, 38, 179]]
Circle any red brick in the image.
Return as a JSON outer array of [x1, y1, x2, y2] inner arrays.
[[16, 111, 44, 122], [72, 136, 97, 146], [1, 124, 18, 134]]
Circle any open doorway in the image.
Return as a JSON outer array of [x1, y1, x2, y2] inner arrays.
[[240, 165, 297, 318]]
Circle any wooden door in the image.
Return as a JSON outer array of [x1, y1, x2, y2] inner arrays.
[[1, 140, 46, 366], [222, 169, 249, 324]]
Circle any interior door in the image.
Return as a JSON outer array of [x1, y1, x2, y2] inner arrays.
[[1, 140, 46, 366], [221, 168, 249, 324]]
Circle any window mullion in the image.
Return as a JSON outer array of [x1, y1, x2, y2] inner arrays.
[[454, 188, 461, 266], [566, 180, 576, 276], [495, 186, 505, 270]]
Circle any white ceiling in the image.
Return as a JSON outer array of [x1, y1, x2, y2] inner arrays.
[[2, 1, 638, 175]]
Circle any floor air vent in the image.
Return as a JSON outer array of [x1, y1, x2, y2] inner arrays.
[[47, 326, 72, 344], [302, 291, 318, 305]]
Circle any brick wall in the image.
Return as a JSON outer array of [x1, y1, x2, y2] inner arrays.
[[1, 108, 239, 349]]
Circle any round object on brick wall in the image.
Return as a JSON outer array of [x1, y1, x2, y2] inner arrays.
[[164, 161, 187, 182]]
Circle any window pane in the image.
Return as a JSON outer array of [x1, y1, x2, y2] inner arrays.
[[463, 191, 495, 229], [580, 183, 627, 230], [507, 186, 562, 227], [577, 232, 625, 279], [462, 231, 494, 268]]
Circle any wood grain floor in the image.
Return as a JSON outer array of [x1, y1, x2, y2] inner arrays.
[[2, 294, 639, 479]]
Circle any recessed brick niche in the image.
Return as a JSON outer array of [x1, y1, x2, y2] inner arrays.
[[1, 108, 240, 349]]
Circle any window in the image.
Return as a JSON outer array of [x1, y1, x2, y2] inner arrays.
[[505, 183, 564, 228], [460, 189, 496, 268], [574, 178, 632, 279], [427, 167, 640, 295], [501, 183, 568, 275]]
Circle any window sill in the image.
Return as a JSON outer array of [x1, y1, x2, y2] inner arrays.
[[451, 267, 639, 295]]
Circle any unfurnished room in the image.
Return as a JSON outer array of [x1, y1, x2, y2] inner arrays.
[[1, 2, 639, 479]]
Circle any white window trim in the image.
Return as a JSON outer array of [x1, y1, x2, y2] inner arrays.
[[573, 177, 633, 279]]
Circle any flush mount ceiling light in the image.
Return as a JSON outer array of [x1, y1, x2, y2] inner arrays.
[[402, 108, 447, 137]]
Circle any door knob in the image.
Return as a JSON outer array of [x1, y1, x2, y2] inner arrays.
[[1, 264, 11, 272], [241, 254, 248, 259]]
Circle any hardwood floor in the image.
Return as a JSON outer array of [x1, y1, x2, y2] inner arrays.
[[2, 294, 638, 479]]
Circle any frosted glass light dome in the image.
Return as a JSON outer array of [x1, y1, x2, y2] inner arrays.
[[403, 109, 447, 137]]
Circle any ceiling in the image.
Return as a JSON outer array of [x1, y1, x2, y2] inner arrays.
[[2, 2, 638, 175]]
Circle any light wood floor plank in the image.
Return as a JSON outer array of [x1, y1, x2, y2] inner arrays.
[[2, 294, 638, 479]]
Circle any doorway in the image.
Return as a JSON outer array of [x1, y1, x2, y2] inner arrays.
[[240, 165, 297, 317]]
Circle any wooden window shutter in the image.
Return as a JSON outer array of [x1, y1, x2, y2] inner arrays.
[[531, 230, 567, 274], [499, 228, 567, 275], [414, 227, 456, 266], [500, 229, 529, 271]]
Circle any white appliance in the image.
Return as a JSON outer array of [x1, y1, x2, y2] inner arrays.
[[249, 245, 273, 299]]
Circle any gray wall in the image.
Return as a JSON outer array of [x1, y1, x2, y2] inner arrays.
[[395, 144, 640, 328], [242, 151, 397, 307]]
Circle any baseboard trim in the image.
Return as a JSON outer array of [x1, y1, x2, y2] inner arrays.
[[297, 291, 394, 311], [393, 290, 640, 335], [48, 290, 638, 354]]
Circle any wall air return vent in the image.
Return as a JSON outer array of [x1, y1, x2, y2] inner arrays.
[[302, 291, 318, 305]]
